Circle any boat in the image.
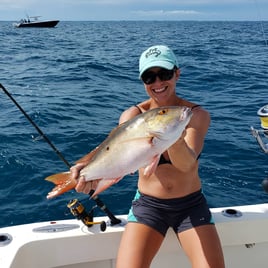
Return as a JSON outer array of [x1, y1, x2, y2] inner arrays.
[[0, 88, 267, 267], [13, 16, 59, 28], [1, 203, 268, 268]]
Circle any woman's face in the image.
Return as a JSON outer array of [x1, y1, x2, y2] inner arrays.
[[142, 67, 180, 105]]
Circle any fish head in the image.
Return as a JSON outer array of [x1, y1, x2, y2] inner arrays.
[[144, 106, 193, 141]]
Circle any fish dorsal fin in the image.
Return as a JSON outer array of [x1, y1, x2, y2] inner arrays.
[[106, 122, 128, 138], [75, 146, 99, 165]]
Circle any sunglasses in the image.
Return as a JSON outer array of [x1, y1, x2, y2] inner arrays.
[[141, 68, 176, 85]]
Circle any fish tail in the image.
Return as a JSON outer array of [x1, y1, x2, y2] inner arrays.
[[45, 172, 77, 199]]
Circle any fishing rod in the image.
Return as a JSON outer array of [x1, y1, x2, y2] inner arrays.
[[1, 84, 70, 167], [0, 83, 121, 226]]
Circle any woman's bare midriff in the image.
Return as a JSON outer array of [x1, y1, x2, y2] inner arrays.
[[138, 161, 202, 199]]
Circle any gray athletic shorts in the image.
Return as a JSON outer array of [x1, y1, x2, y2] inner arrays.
[[128, 189, 214, 236]]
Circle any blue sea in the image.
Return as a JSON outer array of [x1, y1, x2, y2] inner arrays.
[[0, 21, 267, 228]]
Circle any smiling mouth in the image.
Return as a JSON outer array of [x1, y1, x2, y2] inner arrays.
[[153, 86, 167, 93]]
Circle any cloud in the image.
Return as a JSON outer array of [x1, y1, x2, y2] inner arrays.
[[132, 9, 202, 18], [0, 0, 35, 9], [77, 0, 267, 4], [1, 0, 267, 21]]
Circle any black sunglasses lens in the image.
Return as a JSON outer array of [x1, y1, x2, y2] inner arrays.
[[158, 69, 174, 81], [141, 71, 157, 84], [141, 69, 174, 85]]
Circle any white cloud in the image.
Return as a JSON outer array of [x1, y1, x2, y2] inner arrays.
[[1, 0, 262, 6], [133, 9, 201, 17], [1, 0, 267, 20], [76, 0, 267, 4], [0, 0, 35, 9]]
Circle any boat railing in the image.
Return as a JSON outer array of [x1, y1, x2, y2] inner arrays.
[[250, 126, 268, 153], [251, 104, 268, 154]]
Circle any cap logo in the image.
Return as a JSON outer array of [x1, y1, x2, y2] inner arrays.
[[145, 48, 161, 58]]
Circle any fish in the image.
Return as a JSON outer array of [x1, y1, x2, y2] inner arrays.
[[45, 106, 192, 199]]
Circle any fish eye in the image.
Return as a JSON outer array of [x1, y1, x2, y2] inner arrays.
[[159, 109, 168, 115]]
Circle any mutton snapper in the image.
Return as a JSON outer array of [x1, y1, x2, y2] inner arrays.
[[45, 106, 192, 199]]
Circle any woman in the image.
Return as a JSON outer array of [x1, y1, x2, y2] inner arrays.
[[75, 45, 225, 268]]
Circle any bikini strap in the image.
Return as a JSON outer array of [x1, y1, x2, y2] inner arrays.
[[135, 105, 142, 114]]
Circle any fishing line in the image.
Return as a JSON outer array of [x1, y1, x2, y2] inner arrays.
[[0, 83, 121, 225]]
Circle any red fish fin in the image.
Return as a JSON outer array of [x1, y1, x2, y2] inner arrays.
[[91, 177, 122, 198], [45, 172, 77, 199], [143, 155, 160, 177]]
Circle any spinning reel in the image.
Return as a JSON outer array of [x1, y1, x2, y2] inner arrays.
[[67, 198, 107, 232], [67, 190, 122, 232]]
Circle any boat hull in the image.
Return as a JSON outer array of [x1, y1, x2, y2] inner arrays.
[[0, 203, 268, 268], [14, 20, 59, 28]]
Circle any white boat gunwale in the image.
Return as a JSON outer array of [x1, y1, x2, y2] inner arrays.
[[1, 203, 268, 268]]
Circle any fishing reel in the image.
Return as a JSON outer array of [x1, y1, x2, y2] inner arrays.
[[67, 199, 107, 232], [251, 104, 268, 154]]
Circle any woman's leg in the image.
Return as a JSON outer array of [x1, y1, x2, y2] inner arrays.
[[116, 222, 165, 268], [178, 224, 225, 268]]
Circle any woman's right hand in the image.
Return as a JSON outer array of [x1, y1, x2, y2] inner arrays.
[[70, 163, 100, 194]]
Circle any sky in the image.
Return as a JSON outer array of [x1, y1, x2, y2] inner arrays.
[[0, 0, 268, 21]]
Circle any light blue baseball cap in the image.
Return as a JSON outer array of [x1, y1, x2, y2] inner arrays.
[[139, 45, 178, 78]]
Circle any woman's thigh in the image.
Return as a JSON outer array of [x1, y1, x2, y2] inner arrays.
[[116, 222, 165, 268], [178, 224, 225, 268]]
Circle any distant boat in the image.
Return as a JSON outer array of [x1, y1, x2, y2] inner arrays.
[[13, 16, 59, 28]]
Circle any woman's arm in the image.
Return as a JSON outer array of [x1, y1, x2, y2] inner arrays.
[[168, 107, 210, 172]]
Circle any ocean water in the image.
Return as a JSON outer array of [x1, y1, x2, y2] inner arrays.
[[0, 21, 267, 228]]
